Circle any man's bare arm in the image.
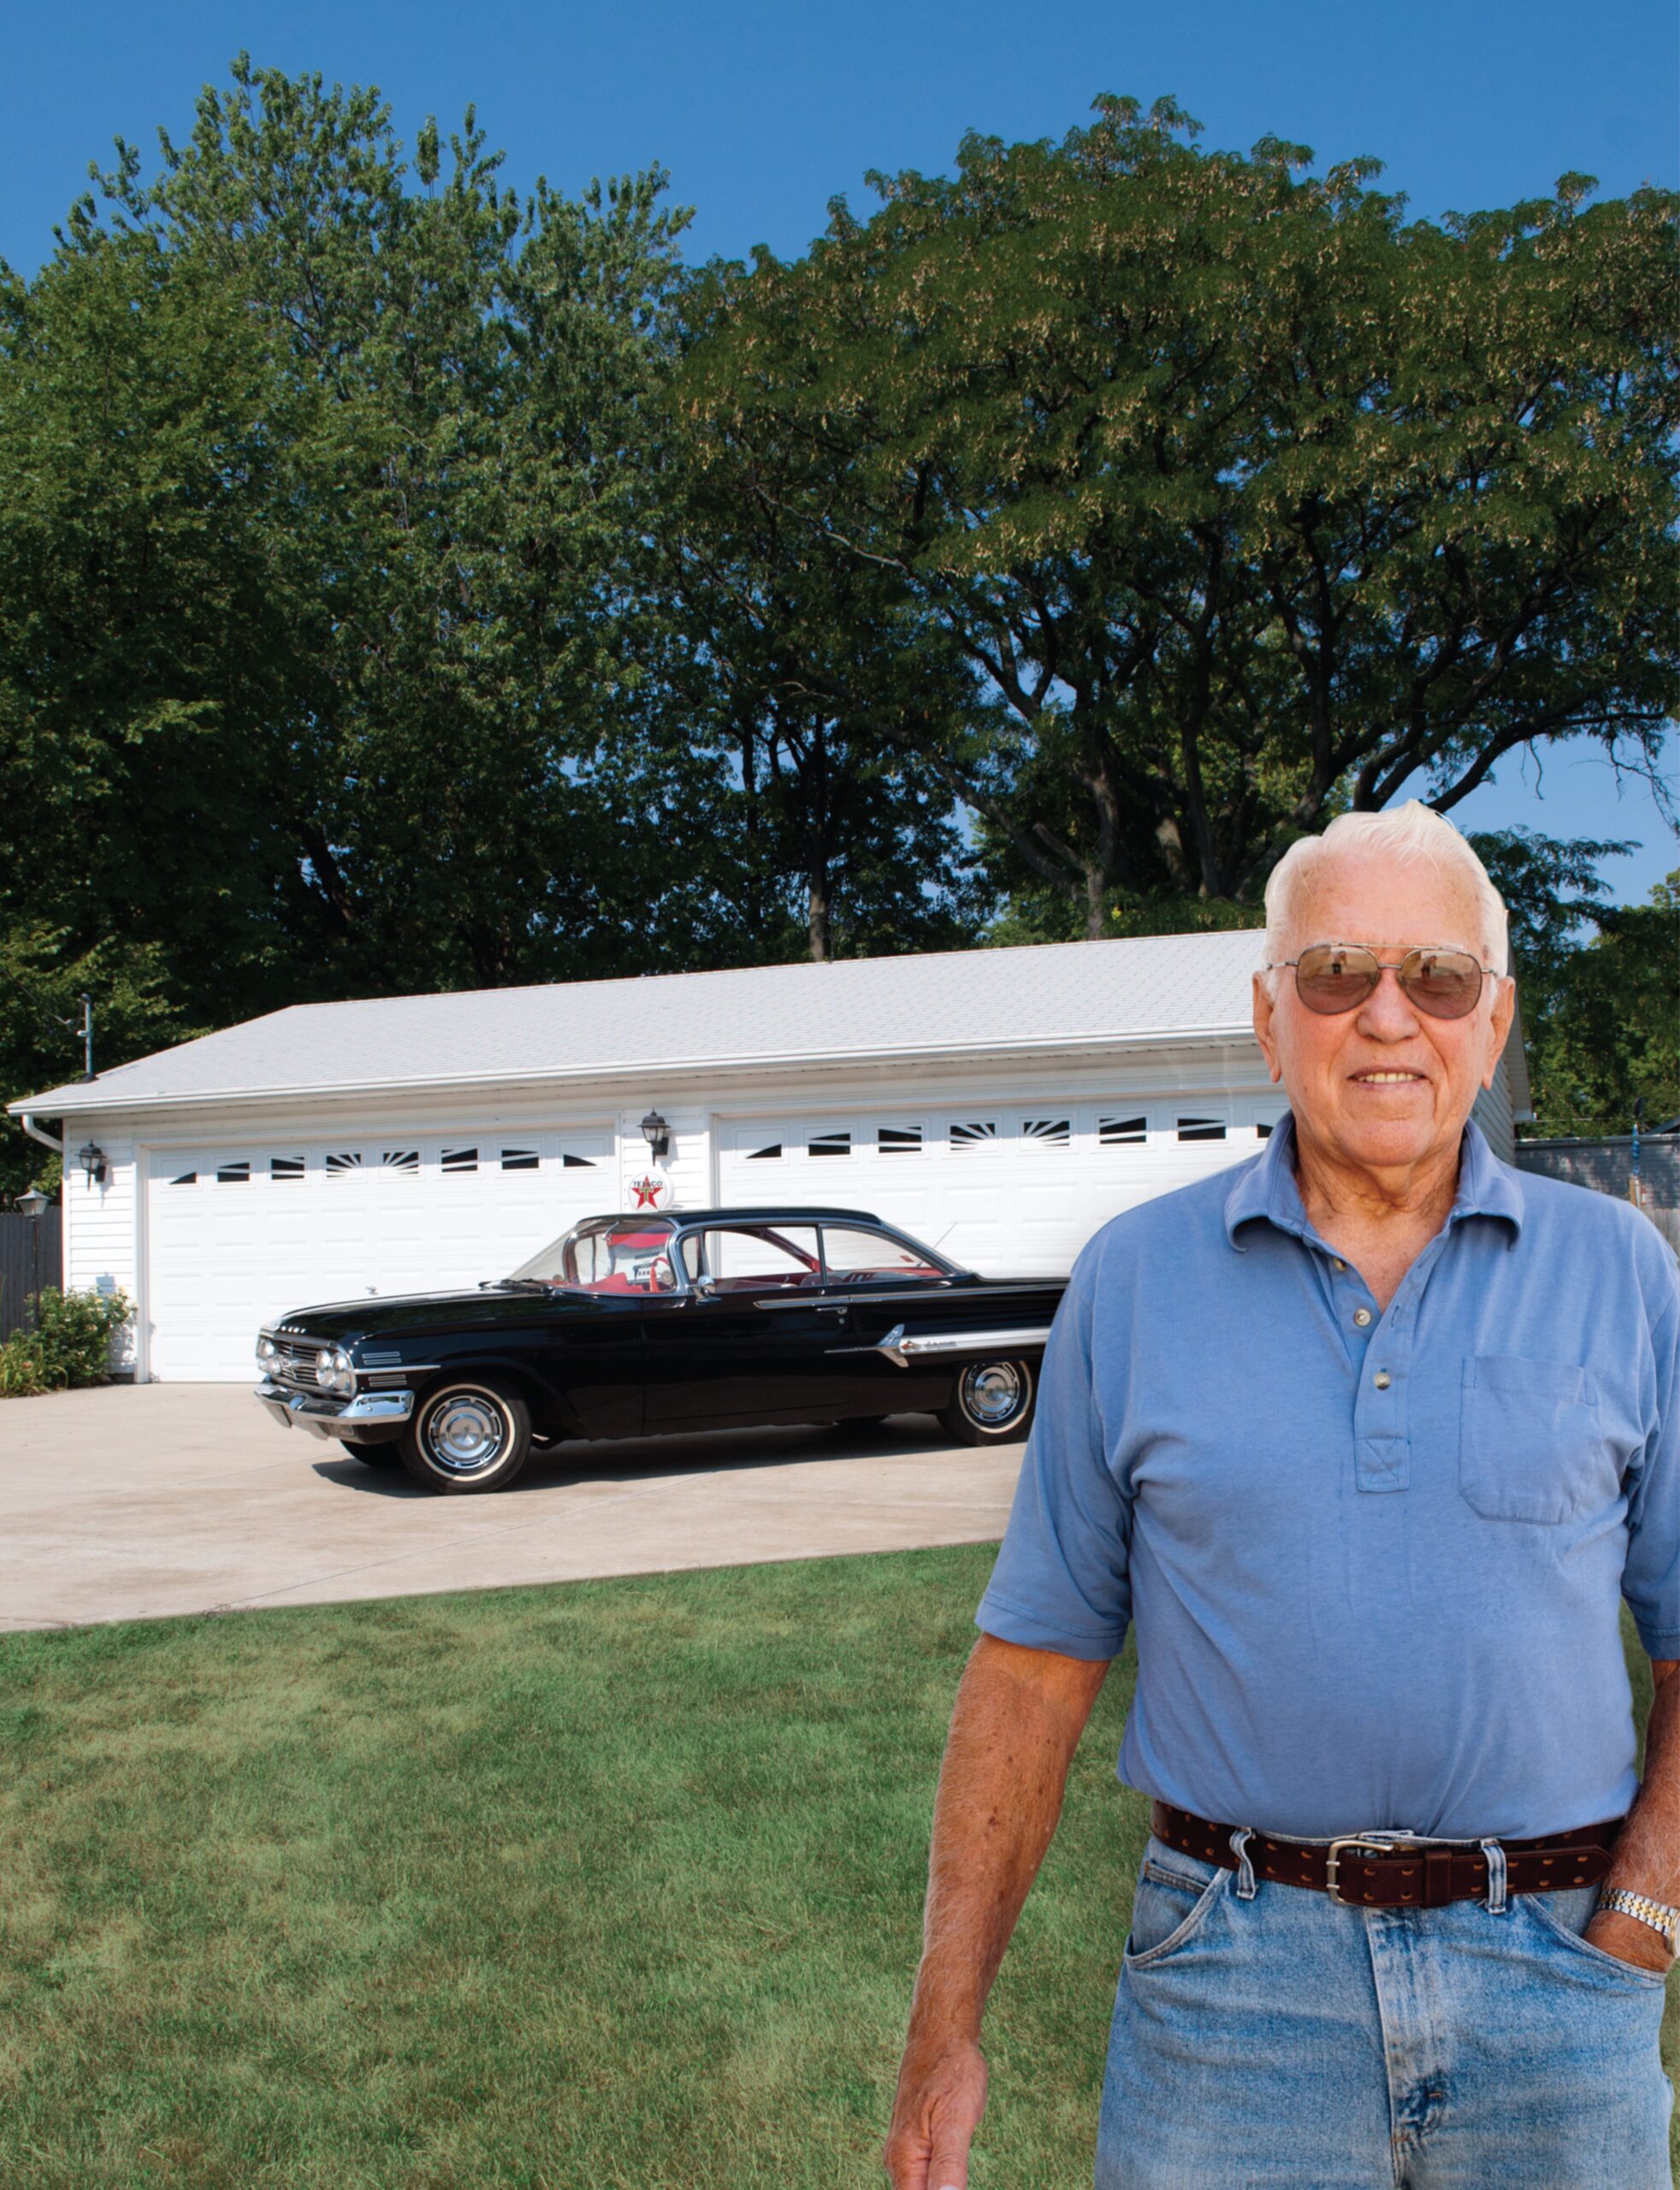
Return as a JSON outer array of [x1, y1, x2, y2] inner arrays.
[[884, 1633, 1111, 2190], [1585, 1658, 1680, 1971]]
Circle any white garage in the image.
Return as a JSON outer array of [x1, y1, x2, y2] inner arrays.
[[10, 932, 1529, 1382], [142, 1126, 613, 1379]]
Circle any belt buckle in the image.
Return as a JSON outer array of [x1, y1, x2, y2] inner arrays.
[[1324, 1835, 1405, 1904]]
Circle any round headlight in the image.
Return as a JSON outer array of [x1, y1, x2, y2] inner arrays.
[[257, 1336, 277, 1364], [330, 1347, 355, 1394], [316, 1350, 337, 1388]]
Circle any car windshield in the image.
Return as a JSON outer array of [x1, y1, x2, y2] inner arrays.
[[507, 1218, 680, 1293]]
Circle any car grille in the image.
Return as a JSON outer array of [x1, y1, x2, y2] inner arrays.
[[266, 1332, 329, 1388]]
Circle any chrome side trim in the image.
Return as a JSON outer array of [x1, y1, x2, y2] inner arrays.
[[830, 1323, 1055, 1368], [753, 1287, 961, 1311]]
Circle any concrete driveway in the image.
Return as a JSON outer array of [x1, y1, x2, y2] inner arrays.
[[0, 1385, 1024, 1631]]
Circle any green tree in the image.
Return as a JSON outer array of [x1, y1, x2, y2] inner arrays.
[[684, 98, 1679, 933], [0, 61, 711, 1174], [655, 287, 982, 961], [1516, 869, 1680, 1136]]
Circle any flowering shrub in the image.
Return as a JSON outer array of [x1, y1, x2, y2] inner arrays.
[[0, 1287, 133, 1397]]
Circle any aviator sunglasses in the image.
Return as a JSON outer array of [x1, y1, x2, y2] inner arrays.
[[1268, 942, 1500, 1021]]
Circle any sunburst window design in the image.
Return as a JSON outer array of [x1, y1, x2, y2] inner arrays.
[[1021, 1118, 1071, 1147], [560, 1151, 597, 1169], [441, 1147, 478, 1173], [808, 1130, 851, 1158], [382, 1150, 420, 1173], [745, 1142, 782, 1162], [949, 1121, 997, 1151], [326, 1152, 364, 1175], [269, 1157, 305, 1181], [878, 1125, 921, 1154], [500, 1148, 539, 1172], [215, 1161, 251, 1184]]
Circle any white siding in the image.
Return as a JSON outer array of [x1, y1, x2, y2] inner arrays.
[[1472, 1056, 1518, 1165], [616, 1104, 710, 1212], [58, 1124, 140, 1373]]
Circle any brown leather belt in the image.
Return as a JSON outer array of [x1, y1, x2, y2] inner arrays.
[[1151, 1800, 1624, 1909]]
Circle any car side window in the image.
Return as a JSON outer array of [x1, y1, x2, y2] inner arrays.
[[685, 1226, 823, 1293], [820, 1227, 944, 1281]]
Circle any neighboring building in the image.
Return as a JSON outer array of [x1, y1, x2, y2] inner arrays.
[[1515, 1136, 1680, 1259], [10, 933, 1530, 1382]]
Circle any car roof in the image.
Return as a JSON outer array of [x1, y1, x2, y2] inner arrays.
[[596, 1205, 884, 1227]]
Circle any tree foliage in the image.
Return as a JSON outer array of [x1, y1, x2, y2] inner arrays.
[[1516, 868, 1679, 1136], [0, 68, 1673, 1193], [683, 97, 1678, 931]]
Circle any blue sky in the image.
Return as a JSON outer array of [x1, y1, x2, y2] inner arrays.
[[5, 0, 1675, 900]]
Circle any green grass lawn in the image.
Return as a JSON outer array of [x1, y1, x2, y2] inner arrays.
[[0, 1548, 1673, 2189]]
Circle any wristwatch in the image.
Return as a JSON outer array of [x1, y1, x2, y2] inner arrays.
[[1597, 1888, 1680, 1953]]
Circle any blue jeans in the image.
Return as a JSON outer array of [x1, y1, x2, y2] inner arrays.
[[1096, 1835, 1672, 2188]]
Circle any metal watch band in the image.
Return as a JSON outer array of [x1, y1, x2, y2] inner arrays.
[[1598, 1888, 1680, 1950]]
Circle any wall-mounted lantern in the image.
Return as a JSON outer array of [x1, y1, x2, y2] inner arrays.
[[640, 1109, 671, 1160], [77, 1141, 107, 1187]]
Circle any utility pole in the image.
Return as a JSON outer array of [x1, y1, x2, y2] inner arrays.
[[76, 993, 94, 1081]]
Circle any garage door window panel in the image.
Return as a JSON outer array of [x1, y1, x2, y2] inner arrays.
[[1020, 1118, 1071, 1148], [950, 1122, 998, 1151], [1098, 1115, 1150, 1146], [1177, 1116, 1227, 1143]]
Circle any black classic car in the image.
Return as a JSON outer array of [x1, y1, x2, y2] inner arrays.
[[255, 1205, 1067, 1494]]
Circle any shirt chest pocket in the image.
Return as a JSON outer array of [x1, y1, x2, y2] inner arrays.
[[1459, 1355, 1615, 1524]]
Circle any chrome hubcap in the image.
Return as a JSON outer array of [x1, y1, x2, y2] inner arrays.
[[424, 1393, 507, 1472], [961, 1362, 1026, 1429]]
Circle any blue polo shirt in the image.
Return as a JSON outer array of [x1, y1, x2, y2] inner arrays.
[[977, 1119, 1680, 1840]]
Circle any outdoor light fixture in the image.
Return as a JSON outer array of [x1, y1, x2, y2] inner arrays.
[[17, 1187, 49, 1219], [640, 1109, 671, 1159], [77, 1141, 107, 1187]]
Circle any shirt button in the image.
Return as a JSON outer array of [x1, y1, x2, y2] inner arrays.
[[1374, 1370, 1392, 1390], [1332, 1258, 1346, 1271], [1353, 1308, 1371, 1327]]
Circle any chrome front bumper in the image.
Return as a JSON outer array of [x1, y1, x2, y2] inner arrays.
[[255, 1380, 414, 1442]]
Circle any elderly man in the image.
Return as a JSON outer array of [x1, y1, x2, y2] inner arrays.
[[886, 803, 1680, 2190]]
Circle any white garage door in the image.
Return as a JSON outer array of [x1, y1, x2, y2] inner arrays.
[[717, 1100, 1286, 1276], [145, 1126, 614, 1379]]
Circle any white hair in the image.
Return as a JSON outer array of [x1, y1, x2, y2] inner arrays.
[[1260, 802, 1509, 988]]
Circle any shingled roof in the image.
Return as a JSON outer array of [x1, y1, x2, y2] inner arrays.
[[12, 930, 1268, 1118]]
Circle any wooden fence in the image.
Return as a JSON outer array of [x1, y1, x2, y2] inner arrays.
[[1514, 1137, 1680, 1258], [0, 1210, 63, 1341]]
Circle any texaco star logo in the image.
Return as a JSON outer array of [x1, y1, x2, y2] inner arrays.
[[631, 1174, 665, 1209]]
